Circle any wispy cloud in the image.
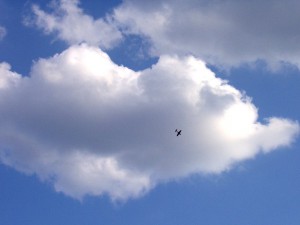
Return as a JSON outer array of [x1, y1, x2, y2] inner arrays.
[[25, 0, 300, 70], [0, 44, 298, 200], [24, 0, 122, 49], [113, 0, 300, 69], [0, 26, 6, 40]]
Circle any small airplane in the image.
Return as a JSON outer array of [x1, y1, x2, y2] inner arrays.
[[175, 129, 182, 136]]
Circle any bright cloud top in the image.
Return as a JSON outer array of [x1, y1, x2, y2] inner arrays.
[[0, 44, 298, 200], [0, 26, 6, 40], [26, 0, 122, 49]]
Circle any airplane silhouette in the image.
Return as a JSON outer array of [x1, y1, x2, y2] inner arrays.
[[175, 129, 182, 136]]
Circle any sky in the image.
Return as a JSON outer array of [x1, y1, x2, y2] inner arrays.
[[0, 0, 300, 224]]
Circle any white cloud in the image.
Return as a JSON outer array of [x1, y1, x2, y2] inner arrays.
[[0, 26, 6, 40], [0, 44, 298, 200], [25, 0, 122, 49], [113, 0, 300, 68], [26, 0, 300, 69]]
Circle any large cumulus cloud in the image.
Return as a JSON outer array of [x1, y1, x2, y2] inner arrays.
[[0, 44, 298, 200]]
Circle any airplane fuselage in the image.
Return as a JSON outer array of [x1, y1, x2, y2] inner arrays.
[[175, 129, 182, 136]]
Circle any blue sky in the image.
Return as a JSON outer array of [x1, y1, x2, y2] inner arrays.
[[0, 0, 300, 225]]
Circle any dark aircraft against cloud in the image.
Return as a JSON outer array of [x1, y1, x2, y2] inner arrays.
[[175, 129, 182, 136]]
